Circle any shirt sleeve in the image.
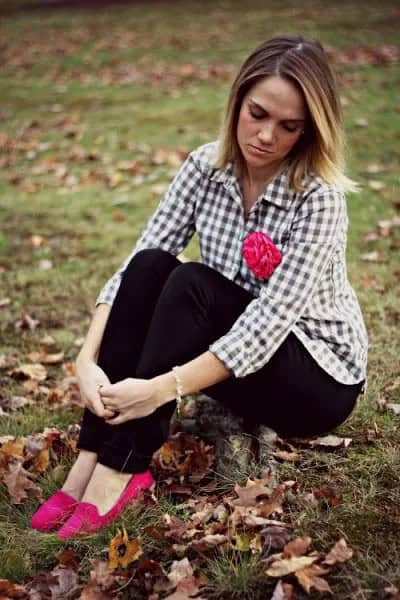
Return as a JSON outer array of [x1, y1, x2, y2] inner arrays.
[[208, 187, 346, 378], [96, 153, 202, 306]]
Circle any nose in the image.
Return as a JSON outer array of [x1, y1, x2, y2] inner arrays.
[[257, 121, 275, 145]]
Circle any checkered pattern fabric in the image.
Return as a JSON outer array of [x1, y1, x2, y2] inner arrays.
[[97, 141, 368, 385]]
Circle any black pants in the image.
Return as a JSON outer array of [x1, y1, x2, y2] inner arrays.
[[77, 248, 364, 473]]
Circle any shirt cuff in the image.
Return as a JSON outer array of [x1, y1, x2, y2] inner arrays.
[[209, 334, 255, 379]]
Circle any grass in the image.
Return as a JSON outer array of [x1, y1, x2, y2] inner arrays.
[[0, 0, 399, 597]]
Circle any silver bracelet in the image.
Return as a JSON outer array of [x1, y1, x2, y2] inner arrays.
[[172, 366, 184, 415]]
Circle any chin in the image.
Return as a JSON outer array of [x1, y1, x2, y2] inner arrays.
[[245, 151, 275, 167]]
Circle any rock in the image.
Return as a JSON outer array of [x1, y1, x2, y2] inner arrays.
[[171, 394, 279, 481]]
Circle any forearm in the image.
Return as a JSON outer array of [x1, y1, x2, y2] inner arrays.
[[152, 350, 232, 406], [76, 303, 111, 364]]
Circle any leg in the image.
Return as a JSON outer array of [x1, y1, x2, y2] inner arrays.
[[76, 248, 182, 456], [205, 332, 364, 438], [60, 449, 97, 500], [78, 257, 255, 515], [97, 260, 256, 474], [64, 249, 181, 502]]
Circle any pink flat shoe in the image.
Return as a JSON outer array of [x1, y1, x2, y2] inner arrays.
[[57, 470, 155, 540], [30, 490, 78, 532]]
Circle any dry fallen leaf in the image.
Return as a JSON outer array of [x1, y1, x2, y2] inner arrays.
[[164, 575, 206, 600], [14, 313, 40, 330], [311, 486, 341, 508], [232, 478, 272, 507], [308, 435, 352, 448], [354, 117, 368, 127], [366, 163, 385, 174], [384, 585, 400, 599], [27, 349, 64, 365], [273, 449, 302, 462], [48, 565, 81, 599], [0, 297, 11, 308], [360, 251, 384, 263], [167, 558, 194, 587], [3, 460, 43, 504], [283, 536, 312, 558], [266, 554, 318, 577], [40, 334, 57, 346], [231, 531, 262, 552], [385, 403, 400, 415], [1, 395, 29, 412], [295, 563, 332, 594], [0, 354, 19, 369], [191, 534, 228, 552], [28, 234, 47, 248], [38, 259, 53, 270], [323, 538, 353, 565], [108, 527, 143, 570], [11, 363, 47, 381], [368, 180, 386, 191], [0, 578, 27, 598], [359, 274, 385, 293]]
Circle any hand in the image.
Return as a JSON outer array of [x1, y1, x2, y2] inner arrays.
[[99, 377, 160, 425], [75, 358, 114, 419]]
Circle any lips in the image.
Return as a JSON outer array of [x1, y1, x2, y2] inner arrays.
[[248, 144, 273, 155]]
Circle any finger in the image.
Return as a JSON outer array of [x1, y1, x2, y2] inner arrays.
[[102, 399, 116, 409], [89, 395, 105, 417], [105, 414, 125, 425], [103, 409, 116, 419], [98, 387, 114, 398]]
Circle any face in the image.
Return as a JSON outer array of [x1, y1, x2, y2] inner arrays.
[[236, 75, 306, 176]]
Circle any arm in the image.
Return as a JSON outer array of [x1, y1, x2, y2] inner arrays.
[[77, 303, 111, 364], [75, 303, 113, 418], [100, 350, 232, 424], [96, 153, 201, 307], [152, 350, 232, 406], [77, 153, 203, 416]]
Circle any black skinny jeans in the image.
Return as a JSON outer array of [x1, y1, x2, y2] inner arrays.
[[77, 249, 364, 473]]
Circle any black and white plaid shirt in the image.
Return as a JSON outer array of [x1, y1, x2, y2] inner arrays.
[[97, 141, 368, 386]]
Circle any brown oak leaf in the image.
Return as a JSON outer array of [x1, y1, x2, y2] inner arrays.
[[283, 536, 312, 558], [232, 478, 272, 506], [3, 460, 43, 504], [266, 555, 318, 577], [323, 538, 353, 565], [295, 563, 332, 594]]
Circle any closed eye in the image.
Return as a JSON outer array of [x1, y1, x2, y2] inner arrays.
[[248, 107, 264, 120], [248, 102, 302, 133]]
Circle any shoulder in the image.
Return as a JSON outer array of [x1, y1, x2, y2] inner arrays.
[[299, 173, 346, 212], [188, 140, 220, 175]]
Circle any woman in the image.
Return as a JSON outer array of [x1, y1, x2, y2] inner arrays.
[[31, 34, 368, 539]]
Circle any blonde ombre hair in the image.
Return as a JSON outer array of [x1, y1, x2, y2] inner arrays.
[[216, 35, 358, 193]]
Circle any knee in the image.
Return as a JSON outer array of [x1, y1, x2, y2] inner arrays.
[[122, 248, 178, 282], [163, 261, 211, 297]]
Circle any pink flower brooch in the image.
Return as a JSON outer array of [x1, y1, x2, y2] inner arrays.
[[242, 231, 282, 279]]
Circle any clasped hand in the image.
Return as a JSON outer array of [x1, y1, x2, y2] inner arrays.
[[76, 359, 160, 425], [99, 378, 160, 425]]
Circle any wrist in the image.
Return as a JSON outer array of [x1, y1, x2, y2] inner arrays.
[[152, 371, 177, 408], [76, 350, 96, 368]]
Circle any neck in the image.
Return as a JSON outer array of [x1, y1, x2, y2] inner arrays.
[[242, 159, 285, 188]]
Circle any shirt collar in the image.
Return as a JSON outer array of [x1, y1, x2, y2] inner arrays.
[[210, 162, 297, 210]]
